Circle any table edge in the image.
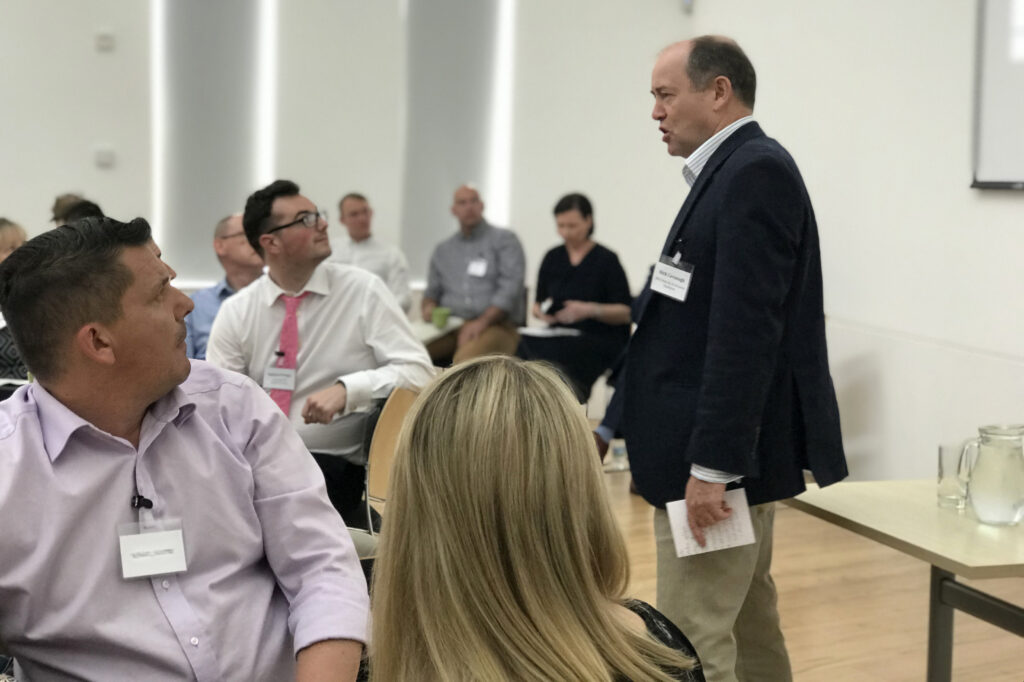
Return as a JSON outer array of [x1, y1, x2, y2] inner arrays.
[[782, 497, 1024, 580]]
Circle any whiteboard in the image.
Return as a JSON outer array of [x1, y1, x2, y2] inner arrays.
[[973, 0, 1024, 189]]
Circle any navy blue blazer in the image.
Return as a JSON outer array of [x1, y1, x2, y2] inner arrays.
[[623, 122, 847, 508]]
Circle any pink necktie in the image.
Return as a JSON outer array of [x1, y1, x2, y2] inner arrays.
[[269, 292, 309, 415]]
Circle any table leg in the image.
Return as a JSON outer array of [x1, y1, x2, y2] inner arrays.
[[926, 565, 954, 682]]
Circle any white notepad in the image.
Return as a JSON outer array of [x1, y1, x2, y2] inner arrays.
[[517, 326, 582, 338], [666, 488, 756, 557]]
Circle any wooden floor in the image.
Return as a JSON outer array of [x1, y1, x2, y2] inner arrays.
[[604, 471, 1024, 681]]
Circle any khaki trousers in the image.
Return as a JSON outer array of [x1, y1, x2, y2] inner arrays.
[[653, 502, 792, 682], [426, 322, 519, 366]]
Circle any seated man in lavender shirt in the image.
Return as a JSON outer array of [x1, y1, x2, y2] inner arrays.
[[0, 217, 367, 681]]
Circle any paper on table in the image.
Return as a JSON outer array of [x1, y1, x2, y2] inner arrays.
[[517, 326, 582, 338], [666, 488, 756, 557]]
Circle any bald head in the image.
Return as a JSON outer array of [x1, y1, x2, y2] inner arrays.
[[451, 184, 485, 231], [213, 213, 263, 274], [214, 213, 243, 240]]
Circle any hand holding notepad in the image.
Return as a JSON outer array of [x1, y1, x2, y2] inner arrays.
[[666, 489, 756, 557]]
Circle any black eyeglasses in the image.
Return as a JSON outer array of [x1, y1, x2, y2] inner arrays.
[[264, 209, 328, 235]]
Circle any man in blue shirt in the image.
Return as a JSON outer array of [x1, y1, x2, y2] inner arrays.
[[186, 214, 264, 359]]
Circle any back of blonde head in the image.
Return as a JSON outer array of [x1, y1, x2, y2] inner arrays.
[[371, 356, 693, 681]]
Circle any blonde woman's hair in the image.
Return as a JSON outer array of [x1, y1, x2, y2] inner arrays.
[[371, 356, 694, 681]]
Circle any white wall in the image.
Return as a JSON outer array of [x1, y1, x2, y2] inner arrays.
[[276, 0, 406, 250], [0, 0, 151, 235]]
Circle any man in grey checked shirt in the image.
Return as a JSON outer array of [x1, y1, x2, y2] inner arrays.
[[421, 184, 526, 365]]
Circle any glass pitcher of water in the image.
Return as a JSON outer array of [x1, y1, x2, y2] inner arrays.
[[960, 424, 1024, 525]]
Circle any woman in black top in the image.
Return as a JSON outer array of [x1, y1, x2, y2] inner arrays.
[[518, 193, 632, 401]]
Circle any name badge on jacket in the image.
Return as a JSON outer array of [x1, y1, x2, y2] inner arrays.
[[650, 253, 694, 302]]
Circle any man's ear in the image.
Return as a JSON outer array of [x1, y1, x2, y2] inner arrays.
[[259, 233, 277, 256], [74, 323, 116, 366], [212, 239, 228, 258], [712, 75, 734, 109]]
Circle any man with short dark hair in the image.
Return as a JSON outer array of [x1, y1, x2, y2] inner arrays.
[[330, 192, 411, 311], [626, 36, 847, 681], [208, 180, 433, 529], [185, 213, 264, 359], [422, 184, 526, 365], [0, 217, 368, 680]]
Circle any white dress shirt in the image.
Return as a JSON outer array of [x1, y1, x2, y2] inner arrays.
[[328, 232, 412, 311], [207, 262, 434, 462]]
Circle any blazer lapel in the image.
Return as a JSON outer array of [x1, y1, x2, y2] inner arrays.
[[659, 122, 765, 255], [638, 122, 766, 323]]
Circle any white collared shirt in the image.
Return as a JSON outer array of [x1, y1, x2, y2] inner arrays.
[[681, 115, 755, 487], [328, 232, 411, 311], [682, 116, 756, 187], [207, 262, 434, 461]]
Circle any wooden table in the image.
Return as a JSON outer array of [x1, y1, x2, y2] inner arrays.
[[785, 479, 1024, 682]]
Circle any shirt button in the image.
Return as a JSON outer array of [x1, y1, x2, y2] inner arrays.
[[161, 580, 170, 589], [190, 637, 200, 647]]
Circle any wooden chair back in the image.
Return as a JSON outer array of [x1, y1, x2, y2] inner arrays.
[[366, 387, 419, 504]]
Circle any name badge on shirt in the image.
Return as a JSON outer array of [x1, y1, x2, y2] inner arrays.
[[118, 519, 188, 579], [467, 258, 488, 277], [651, 253, 694, 303], [262, 366, 296, 391]]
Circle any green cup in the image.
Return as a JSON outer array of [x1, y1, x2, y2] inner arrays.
[[431, 306, 451, 329]]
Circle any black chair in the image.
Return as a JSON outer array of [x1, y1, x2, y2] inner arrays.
[[0, 383, 20, 402]]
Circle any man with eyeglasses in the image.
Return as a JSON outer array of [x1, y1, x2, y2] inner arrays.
[[185, 213, 264, 360], [207, 180, 434, 530]]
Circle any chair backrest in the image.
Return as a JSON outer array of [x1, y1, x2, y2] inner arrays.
[[367, 387, 419, 503]]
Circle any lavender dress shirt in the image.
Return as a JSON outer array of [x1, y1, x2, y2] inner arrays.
[[0, 360, 368, 681]]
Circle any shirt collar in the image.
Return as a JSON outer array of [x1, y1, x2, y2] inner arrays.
[[33, 380, 197, 463], [682, 116, 756, 186], [215, 278, 235, 298], [260, 263, 331, 307], [347, 235, 375, 248], [458, 220, 490, 241]]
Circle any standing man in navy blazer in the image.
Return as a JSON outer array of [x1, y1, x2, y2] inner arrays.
[[624, 36, 847, 681]]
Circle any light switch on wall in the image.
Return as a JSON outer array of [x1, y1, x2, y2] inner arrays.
[[94, 147, 116, 169], [95, 30, 116, 53]]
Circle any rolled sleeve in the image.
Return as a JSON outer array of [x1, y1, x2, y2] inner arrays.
[[238, 380, 370, 649]]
